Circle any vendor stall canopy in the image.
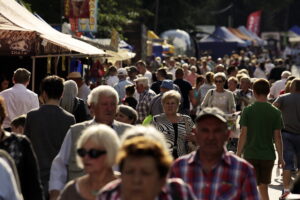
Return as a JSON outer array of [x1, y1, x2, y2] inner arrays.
[[0, 0, 105, 56]]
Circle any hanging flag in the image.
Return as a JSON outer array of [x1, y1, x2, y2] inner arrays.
[[246, 10, 262, 35], [78, 0, 98, 32]]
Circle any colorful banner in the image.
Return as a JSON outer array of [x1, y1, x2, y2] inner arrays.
[[65, 0, 90, 18], [78, 0, 98, 32], [246, 10, 262, 35]]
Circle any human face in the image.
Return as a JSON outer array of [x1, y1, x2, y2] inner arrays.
[[136, 83, 144, 94], [240, 80, 250, 91], [121, 156, 165, 200], [136, 64, 145, 74], [79, 139, 107, 174], [196, 117, 229, 158], [228, 80, 237, 92], [1, 80, 9, 91], [214, 77, 225, 90], [91, 95, 117, 125], [115, 111, 133, 125], [162, 97, 179, 115]]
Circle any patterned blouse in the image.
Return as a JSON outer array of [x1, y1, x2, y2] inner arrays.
[[152, 114, 194, 157]]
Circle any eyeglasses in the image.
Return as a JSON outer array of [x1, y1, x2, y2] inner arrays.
[[215, 80, 224, 83], [77, 148, 107, 159]]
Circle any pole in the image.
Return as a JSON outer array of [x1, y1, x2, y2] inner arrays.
[[32, 57, 36, 92]]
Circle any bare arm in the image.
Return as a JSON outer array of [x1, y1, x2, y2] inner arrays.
[[236, 126, 247, 157], [274, 129, 285, 168]]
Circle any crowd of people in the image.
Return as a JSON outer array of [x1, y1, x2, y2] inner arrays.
[[0, 49, 300, 200]]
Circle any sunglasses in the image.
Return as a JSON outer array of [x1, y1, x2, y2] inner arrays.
[[215, 80, 224, 83], [77, 148, 107, 159]]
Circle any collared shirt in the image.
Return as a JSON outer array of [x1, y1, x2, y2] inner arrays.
[[170, 150, 259, 200], [97, 178, 197, 200], [136, 89, 156, 123], [48, 119, 132, 191], [0, 84, 39, 128]]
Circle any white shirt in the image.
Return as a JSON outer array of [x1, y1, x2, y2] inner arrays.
[[105, 76, 119, 87], [78, 83, 91, 103], [0, 158, 23, 200], [48, 128, 73, 191], [49, 120, 121, 191], [144, 70, 153, 84], [269, 78, 286, 99], [0, 84, 39, 128], [253, 67, 267, 79]]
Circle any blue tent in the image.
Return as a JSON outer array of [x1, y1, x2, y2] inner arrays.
[[200, 26, 248, 47], [198, 26, 247, 59], [238, 26, 265, 46], [289, 25, 300, 35]]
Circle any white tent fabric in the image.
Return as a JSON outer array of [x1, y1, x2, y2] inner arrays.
[[0, 0, 105, 55], [238, 26, 266, 46]]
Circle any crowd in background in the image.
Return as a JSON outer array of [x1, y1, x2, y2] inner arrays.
[[1, 48, 300, 200]]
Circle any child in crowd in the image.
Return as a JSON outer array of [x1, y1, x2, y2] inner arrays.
[[123, 84, 137, 109], [11, 114, 26, 134]]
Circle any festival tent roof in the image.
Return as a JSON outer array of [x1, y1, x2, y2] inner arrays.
[[200, 26, 248, 47], [237, 26, 265, 46], [227, 27, 253, 45], [0, 0, 105, 56], [289, 25, 300, 35]]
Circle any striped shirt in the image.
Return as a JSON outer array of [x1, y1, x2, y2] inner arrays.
[[152, 114, 194, 156], [97, 178, 197, 200], [170, 150, 259, 200]]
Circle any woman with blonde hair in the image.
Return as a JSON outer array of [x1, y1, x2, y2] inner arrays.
[[151, 90, 195, 158], [97, 126, 196, 200], [59, 125, 120, 200]]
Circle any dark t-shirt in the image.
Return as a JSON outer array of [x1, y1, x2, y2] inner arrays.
[[174, 79, 192, 110], [151, 80, 162, 94], [268, 66, 286, 82]]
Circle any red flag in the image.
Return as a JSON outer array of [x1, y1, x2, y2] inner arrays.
[[246, 10, 262, 35]]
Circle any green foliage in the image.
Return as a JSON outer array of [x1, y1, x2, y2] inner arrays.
[[22, 0, 299, 36]]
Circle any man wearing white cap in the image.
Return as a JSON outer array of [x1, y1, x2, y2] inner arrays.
[[67, 72, 91, 103], [113, 68, 133, 102]]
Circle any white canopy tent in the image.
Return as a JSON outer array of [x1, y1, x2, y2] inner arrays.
[[0, 0, 105, 55], [0, 0, 107, 90]]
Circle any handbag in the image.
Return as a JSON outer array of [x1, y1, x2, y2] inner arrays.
[[172, 123, 179, 159]]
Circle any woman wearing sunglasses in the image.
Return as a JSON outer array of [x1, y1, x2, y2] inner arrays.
[[58, 124, 120, 200], [97, 126, 196, 200], [201, 72, 236, 114]]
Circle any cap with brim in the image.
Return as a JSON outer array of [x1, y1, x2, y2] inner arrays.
[[67, 72, 82, 79], [134, 76, 148, 82], [195, 107, 227, 123], [160, 80, 174, 90], [117, 68, 128, 76]]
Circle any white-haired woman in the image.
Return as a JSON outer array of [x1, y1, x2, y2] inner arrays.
[[58, 124, 120, 200], [60, 80, 90, 123], [201, 72, 236, 114], [151, 90, 195, 159]]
